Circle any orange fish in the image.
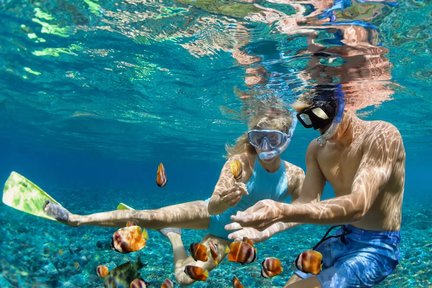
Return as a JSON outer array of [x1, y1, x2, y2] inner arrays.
[[190, 243, 209, 262], [156, 163, 167, 187], [229, 160, 243, 181], [227, 237, 257, 265], [261, 257, 283, 278], [96, 265, 109, 278], [232, 276, 244, 288], [295, 249, 323, 275], [184, 265, 209, 281], [130, 278, 149, 288], [112, 224, 149, 253], [208, 240, 219, 264], [161, 279, 174, 288]]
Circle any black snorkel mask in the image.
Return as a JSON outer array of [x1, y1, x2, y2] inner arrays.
[[296, 101, 337, 130], [296, 84, 344, 131]]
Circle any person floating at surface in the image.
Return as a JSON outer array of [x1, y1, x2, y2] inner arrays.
[[44, 110, 305, 285], [227, 85, 405, 288]]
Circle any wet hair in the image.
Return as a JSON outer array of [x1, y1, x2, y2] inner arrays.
[[225, 109, 294, 158], [300, 84, 341, 107]]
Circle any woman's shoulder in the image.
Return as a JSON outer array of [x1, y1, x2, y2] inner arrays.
[[282, 161, 305, 176]]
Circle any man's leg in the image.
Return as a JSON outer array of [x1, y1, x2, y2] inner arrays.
[[44, 200, 210, 229], [284, 275, 321, 288]]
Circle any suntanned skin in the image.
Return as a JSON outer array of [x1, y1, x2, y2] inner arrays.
[[229, 110, 405, 288], [230, 111, 405, 230], [44, 136, 304, 285]]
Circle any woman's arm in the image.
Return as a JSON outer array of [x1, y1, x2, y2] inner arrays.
[[207, 155, 249, 215]]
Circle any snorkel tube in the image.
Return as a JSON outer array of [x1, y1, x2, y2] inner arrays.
[[258, 117, 298, 161], [316, 85, 345, 147]]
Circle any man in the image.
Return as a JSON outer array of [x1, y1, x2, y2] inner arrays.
[[227, 85, 405, 288]]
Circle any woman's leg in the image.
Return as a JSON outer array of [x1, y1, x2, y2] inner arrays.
[[44, 200, 210, 229]]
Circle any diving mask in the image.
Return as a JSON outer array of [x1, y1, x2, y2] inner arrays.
[[248, 118, 297, 160], [296, 85, 345, 146]]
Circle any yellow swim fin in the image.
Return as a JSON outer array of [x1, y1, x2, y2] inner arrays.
[[116, 202, 135, 210], [2, 171, 61, 221]]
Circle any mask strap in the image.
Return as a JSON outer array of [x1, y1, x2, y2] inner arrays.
[[316, 85, 345, 146]]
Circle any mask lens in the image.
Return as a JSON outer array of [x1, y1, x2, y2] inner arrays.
[[298, 113, 312, 126], [248, 130, 285, 149], [311, 107, 329, 120]]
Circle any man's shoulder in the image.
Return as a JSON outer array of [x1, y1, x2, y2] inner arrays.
[[363, 120, 402, 141]]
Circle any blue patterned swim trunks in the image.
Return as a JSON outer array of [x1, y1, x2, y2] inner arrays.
[[295, 225, 400, 288]]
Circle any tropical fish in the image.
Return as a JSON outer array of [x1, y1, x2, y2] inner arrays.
[[184, 265, 209, 281], [261, 257, 283, 278], [229, 159, 243, 181], [227, 237, 257, 265], [208, 240, 219, 265], [232, 276, 244, 288], [295, 249, 323, 275], [156, 162, 167, 187], [161, 278, 174, 288], [111, 224, 149, 253], [190, 243, 209, 262], [96, 265, 109, 278], [103, 257, 145, 288], [130, 278, 150, 288]]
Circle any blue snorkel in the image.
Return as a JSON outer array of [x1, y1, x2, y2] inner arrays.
[[316, 84, 345, 146]]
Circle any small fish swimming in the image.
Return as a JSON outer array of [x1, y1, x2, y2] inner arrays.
[[103, 257, 145, 288], [96, 265, 109, 278], [184, 265, 209, 281], [161, 278, 174, 288], [232, 276, 244, 288], [229, 159, 243, 181], [227, 237, 257, 265], [111, 223, 149, 253], [208, 240, 219, 265], [156, 162, 167, 187], [295, 249, 323, 275], [261, 257, 283, 278], [130, 278, 150, 288], [190, 243, 209, 262]]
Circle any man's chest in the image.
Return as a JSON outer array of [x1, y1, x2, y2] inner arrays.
[[317, 144, 363, 194]]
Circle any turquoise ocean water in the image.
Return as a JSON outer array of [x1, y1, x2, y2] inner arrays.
[[0, 0, 431, 287]]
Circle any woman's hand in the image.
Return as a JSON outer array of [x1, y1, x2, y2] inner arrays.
[[218, 182, 248, 207], [230, 199, 286, 229]]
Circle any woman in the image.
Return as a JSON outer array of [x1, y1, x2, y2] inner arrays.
[[44, 110, 304, 285]]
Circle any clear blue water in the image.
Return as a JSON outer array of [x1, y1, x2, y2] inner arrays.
[[0, 0, 431, 287]]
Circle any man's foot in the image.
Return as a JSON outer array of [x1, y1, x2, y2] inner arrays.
[[43, 201, 71, 223], [159, 227, 181, 237]]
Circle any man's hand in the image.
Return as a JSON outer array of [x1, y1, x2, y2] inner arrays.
[[230, 199, 286, 229], [225, 222, 272, 242], [218, 182, 248, 207]]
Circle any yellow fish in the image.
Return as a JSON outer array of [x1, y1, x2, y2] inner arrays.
[[261, 257, 283, 278], [208, 240, 219, 265], [190, 243, 209, 262], [232, 276, 244, 288], [227, 237, 257, 265], [111, 224, 149, 254], [184, 265, 209, 281], [161, 279, 174, 288], [229, 160, 243, 181], [96, 265, 109, 278], [295, 249, 323, 275], [130, 278, 149, 288], [103, 257, 145, 288], [156, 162, 167, 187]]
